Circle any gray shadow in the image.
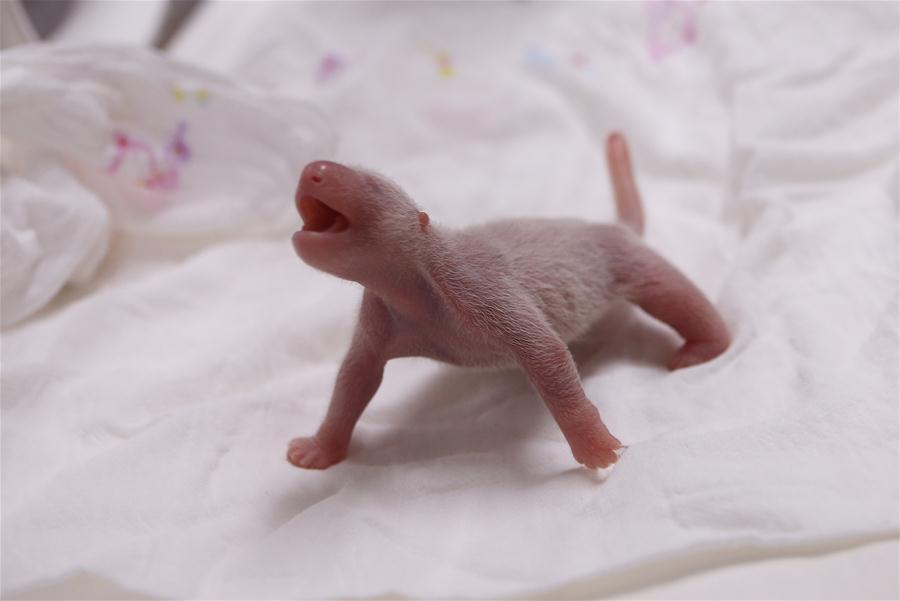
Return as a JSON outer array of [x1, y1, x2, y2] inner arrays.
[[516, 533, 899, 601], [5, 571, 159, 601], [347, 302, 679, 475], [348, 365, 544, 477], [569, 301, 680, 375]]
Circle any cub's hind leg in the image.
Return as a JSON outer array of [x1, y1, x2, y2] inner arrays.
[[616, 244, 730, 370]]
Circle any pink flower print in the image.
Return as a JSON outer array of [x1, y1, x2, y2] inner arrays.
[[646, 0, 702, 61], [106, 121, 191, 192], [316, 53, 346, 84], [167, 121, 191, 163]]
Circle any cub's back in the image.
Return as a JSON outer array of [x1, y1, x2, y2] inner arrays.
[[450, 219, 635, 342]]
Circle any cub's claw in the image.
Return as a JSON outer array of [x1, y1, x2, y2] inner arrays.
[[565, 415, 623, 469], [668, 338, 729, 371]]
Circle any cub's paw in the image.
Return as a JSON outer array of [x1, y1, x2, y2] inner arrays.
[[668, 338, 729, 371], [567, 425, 622, 470], [286, 436, 346, 470]]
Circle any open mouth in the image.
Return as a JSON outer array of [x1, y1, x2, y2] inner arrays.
[[298, 196, 349, 234]]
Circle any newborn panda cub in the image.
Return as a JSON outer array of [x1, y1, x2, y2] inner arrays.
[[288, 133, 730, 470]]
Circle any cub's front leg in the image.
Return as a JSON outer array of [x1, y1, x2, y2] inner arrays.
[[441, 274, 622, 469], [510, 323, 622, 469], [287, 296, 389, 469]]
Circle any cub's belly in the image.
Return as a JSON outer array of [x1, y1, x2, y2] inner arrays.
[[396, 308, 612, 370], [391, 323, 518, 369], [432, 344, 518, 369], [535, 291, 617, 343]]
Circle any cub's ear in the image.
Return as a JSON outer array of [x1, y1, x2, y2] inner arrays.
[[417, 211, 430, 230]]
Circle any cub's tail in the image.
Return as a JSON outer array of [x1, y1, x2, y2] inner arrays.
[[606, 132, 645, 236]]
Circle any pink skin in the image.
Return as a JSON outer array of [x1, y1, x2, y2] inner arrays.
[[287, 133, 730, 470]]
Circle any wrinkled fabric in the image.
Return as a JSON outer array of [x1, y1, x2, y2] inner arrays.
[[1, 162, 109, 326], [2, 3, 898, 599], [0, 45, 334, 325]]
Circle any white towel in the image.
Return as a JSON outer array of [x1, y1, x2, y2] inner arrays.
[[2, 3, 897, 598]]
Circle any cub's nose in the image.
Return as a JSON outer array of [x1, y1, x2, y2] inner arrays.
[[300, 160, 342, 186]]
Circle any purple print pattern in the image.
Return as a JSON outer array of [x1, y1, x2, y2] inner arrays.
[[646, 0, 702, 61], [107, 121, 191, 192], [316, 53, 346, 83]]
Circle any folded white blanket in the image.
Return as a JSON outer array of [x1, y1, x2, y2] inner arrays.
[[2, 3, 898, 599]]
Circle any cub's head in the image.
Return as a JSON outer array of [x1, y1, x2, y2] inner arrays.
[[292, 161, 430, 281]]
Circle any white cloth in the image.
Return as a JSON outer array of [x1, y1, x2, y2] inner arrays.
[[2, 3, 898, 599], [1, 162, 109, 326], [0, 45, 333, 326]]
